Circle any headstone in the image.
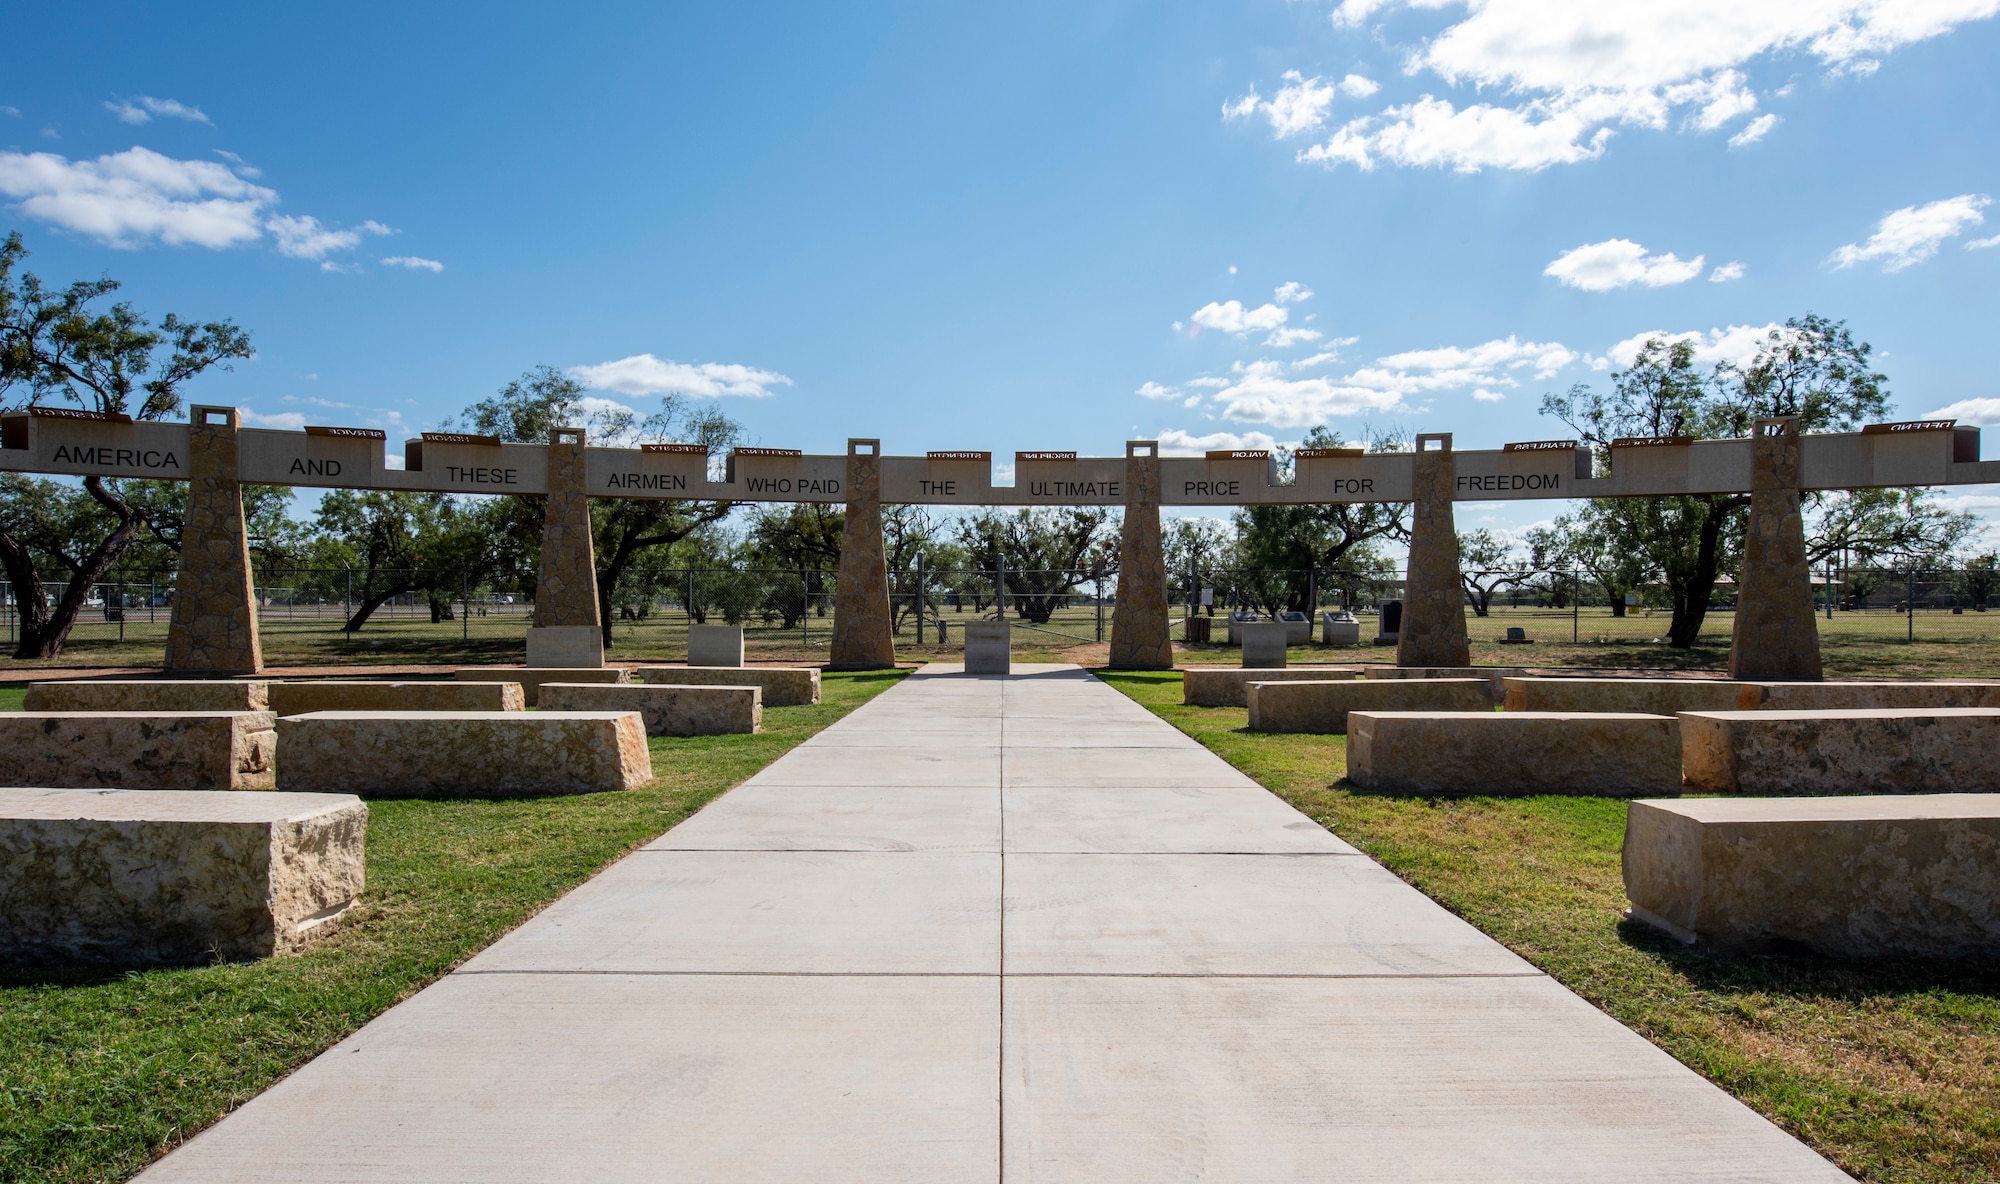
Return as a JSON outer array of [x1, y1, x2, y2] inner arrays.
[[1321, 614, 1361, 645], [1375, 599, 1403, 643], [1277, 611, 1311, 644], [1728, 417, 1822, 680], [1239, 621, 1288, 669], [165, 406, 262, 674], [1110, 440, 1174, 669], [687, 624, 746, 667], [1397, 435, 1471, 668], [963, 620, 1012, 675], [526, 427, 605, 668], [1502, 626, 1531, 644], [830, 438, 897, 669]]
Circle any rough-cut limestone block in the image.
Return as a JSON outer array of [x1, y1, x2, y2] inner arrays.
[[1623, 794, 2000, 957], [963, 622, 1012, 676], [634, 666, 821, 706], [1249, 678, 1490, 734], [1743, 680, 2000, 712], [270, 680, 524, 715], [454, 666, 626, 707], [25, 679, 269, 712], [1182, 666, 1361, 708], [278, 711, 651, 798], [1348, 711, 1681, 797], [0, 712, 277, 791], [541, 683, 760, 736], [1503, 677, 1744, 715], [1679, 708, 2000, 795], [0, 788, 365, 965], [1239, 622, 1289, 669], [1361, 665, 1525, 704], [687, 624, 746, 668]]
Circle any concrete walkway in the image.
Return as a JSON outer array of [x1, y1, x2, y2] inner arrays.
[[143, 663, 1849, 1182]]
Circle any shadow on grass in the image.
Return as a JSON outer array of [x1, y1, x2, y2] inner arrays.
[[1616, 916, 2000, 1000]]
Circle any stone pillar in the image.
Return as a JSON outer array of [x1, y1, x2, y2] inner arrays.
[[1397, 434, 1470, 668], [829, 438, 896, 670], [526, 427, 604, 668], [165, 406, 263, 674], [1729, 417, 1822, 680], [1109, 440, 1174, 670]]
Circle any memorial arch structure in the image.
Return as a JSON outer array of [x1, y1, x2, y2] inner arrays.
[[3, 404, 1993, 678]]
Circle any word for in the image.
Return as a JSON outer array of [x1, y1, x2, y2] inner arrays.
[[1456, 472, 1563, 492], [1028, 479, 1119, 498], [743, 476, 842, 495], [51, 445, 179, 469], [289, 458, 343, 476], [1318, 478, 1377, 494], [1184, 480, 1242, 497], [444, 466, 520, 485], [605, 472, 689, 491]]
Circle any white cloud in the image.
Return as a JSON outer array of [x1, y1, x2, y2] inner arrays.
[[1189, 299, 1289, 335], [1709, 260, 1746, 282], [0, 146, 273, 248], [0, 106, 20, 118], [1292, 338, 1361, 369], [1136, 381, 1180, 400], [382, 255, 444, 272], [105, 96, 211, 126], [1598, 322, 1782, 369], [1545, 238, 1706, 290], [1338, 74, 1381, 98], [569, 354, 794, 399], [1370, 336, 1579, 385], [1284, 0, 2000, 172], [1924, 397, 2000, 426], [267, 214, 392, 261], [1263, 326, 1324, 348], [212, 149, 260, 178], [1830, 194, 1990, 272], [1728, 113, 1779, 147], [1472, 388, 1507, 402], [1223, 70, 1339, 138], [240, 408, 306, 430], [1273, 280, 1313, 304], [1968, 234, 2000, 250], [1206, 360, 1409, 428], [1157, 428, 1288, 455]]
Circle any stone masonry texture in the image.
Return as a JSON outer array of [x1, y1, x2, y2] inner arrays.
[[0, 788, 367, 965], [26, 679, 269, 712], [1503, 678, 1746, 715], [540, 682, 761, 736], [634, 666, 820, 706], [1398, 439, 1470, 669], [454, 667, 625, 707], [269, 681, 525, 715], [1182, 666, 1360, 708], [1679, 708, 2000, 794], [0, 711, 277, 790], [830, 443, 897, 669], [1729, 418, 1823, 680], [1623, 794, 2000, 957], [1248, 678, 1491, 734], [1110, 444, 1173, 669], [276, 710, 652, 797], [535, 436, 601, 629], [165, 408, 263, 674], [1348, 711, 1681, 797]]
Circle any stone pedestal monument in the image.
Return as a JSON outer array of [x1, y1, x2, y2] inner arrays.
[[165, 406, 263, 674], [526, 427, 604, 668], [1109, 440, 1174, 670], [1397, 434, 1470, 668], [830, 439, 896, 670], [1729, 416, 1822, 680]]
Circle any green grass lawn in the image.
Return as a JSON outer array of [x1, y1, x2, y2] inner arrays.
[[0, 669, 907, 1184], [1097, 670, 2000, 1184]]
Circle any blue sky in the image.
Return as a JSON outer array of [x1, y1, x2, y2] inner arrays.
[[5, 0, 2000, 539]]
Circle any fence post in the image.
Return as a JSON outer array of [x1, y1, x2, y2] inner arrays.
[[801, 564, 809, 647], [1572, 568, 1579, 643], [996, 554, 1007, 622], [462, 570, 469, 643], [344, 568, 352, 640], [1908, 569, 1917, 642], [1096, 570, 1105, 642]]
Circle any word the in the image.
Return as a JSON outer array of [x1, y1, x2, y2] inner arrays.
[[918, 480, 958, 496], [52, 445, 179, 469], [1456, 473, 1562, 492], [445, 466, 519, 485]]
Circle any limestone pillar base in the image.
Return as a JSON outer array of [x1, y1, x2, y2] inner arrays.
[[165, 405, 262, 674], [1109, 441, 1174, 670], [829, 439, 897, 670], [1397, 434, 1470, 669], [1729, 417, 1822, 681]]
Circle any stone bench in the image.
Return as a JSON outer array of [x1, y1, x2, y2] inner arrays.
[[0, 788, 366, 965], [633, 665, 821, 706], [25, 678, 268, 712], [541, 683, 760, 736], [1359, 665, 1525, 704], [1503, 677, 1745, 715], [454, 666, 627, 706], [271, 680, 524, 715], [1680, 708, 2000, 795], [1623, 794, 2000, 957], [0, 712, 277, 791], [1182, 666, 1361, 708], [1347, 711, 1680, 797], [276, 711, 652, 797], [1742, 680, 2000, 711], [1248, 678, 1490, 733]]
